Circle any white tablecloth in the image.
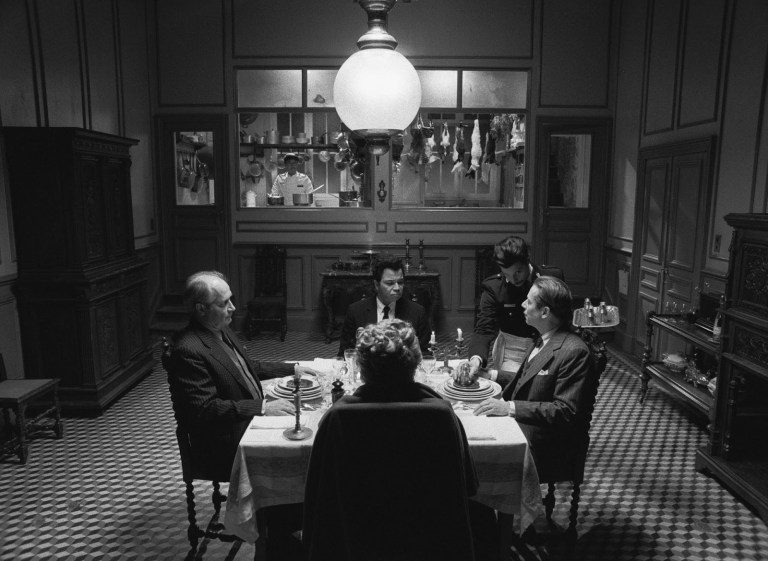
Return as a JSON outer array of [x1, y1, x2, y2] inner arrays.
[[224, 377, 543, 543]]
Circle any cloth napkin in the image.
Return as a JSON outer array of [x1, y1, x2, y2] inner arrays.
[[459, 416, 498, 441], [250, 416, 296, 430]]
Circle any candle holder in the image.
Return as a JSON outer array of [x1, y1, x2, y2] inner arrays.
[[283, 372, 313, 441], [455, 337, 466, 360], [437, 344, 454, 376], [417, 240, 426, 270], [404, 238, 411, 271]]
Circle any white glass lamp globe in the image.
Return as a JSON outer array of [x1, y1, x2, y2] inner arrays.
[[334, 48, 422, 156]]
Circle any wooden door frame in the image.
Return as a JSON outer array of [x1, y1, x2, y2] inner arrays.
[[532, 116, 612, 300], [626, 137, 715, 356], [155, 113, 231, 297]]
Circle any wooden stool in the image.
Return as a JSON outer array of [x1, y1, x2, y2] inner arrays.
[[0, 354, 63, 464]]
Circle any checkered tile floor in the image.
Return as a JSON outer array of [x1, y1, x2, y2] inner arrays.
[[1, 331, 766, 560]]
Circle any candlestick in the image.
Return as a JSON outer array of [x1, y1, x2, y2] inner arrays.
[[418, 240, 425, 270], [429, 330, 436, 345], [457, 328, 463, 342], [283, 364, 313, 440]]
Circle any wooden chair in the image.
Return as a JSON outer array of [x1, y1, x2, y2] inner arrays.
[[161, 338, 242, 551], [0, 353, 62, 464], [539, 328, 607, 540], [245, 245, 288, 341], [304, 400, 477, 561]]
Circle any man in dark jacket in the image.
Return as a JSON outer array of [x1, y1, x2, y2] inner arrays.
[[337, 255, 431, 356], [473, 276, 592, 482], [468, 236, 564, 376], [166, 270, 315, 559]]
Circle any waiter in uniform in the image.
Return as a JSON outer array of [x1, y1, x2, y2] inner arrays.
[[271, 152, 313, 205]]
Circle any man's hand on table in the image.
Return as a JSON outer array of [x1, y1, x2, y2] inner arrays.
[[264, 399, 296, 416], [297, 366, 322, 377], [474, 397, 510, 417]]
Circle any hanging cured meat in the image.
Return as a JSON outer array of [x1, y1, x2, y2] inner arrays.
[[451, 123, 467, 175], [467, 118, 482, 178]]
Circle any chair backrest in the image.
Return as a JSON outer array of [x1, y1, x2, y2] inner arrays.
[[303, 399, 477, 561], [161, 337, 222, 483], [569, 328, 608, 483], [253, 245, 286, 297]]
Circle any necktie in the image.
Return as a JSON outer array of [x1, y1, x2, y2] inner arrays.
[[382, 305, 390, 320], [222, 335, 263, 399], [533, 335, 543, 348]]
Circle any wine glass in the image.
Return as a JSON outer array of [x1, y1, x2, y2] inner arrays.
[[344, 349, 360, 391]]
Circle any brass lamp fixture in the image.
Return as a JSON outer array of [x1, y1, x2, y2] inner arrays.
[[333, 0, 422, 157]]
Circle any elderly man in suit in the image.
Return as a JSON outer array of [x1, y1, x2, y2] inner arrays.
[[471, 276, 592, 481], [166, 270, 315, 559], [337, 255, 431, 357]]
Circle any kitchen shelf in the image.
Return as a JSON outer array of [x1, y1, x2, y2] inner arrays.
[[639, 312, 718, 415], [240, 142, 337, 150]]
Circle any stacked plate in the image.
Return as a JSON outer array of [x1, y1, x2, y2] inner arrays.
[[269, 375, 322, 400], [441, 378, 501, 402]]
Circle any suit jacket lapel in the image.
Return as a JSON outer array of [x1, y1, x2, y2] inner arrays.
[[510, 329, 569, 399], [223, 326, 264, 395], [194, 325, 260, 397], [364, 296, 378, 324]]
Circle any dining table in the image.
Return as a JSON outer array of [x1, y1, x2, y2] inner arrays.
[[223, 359, 543, 544]]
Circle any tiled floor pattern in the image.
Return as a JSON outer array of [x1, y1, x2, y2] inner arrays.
[[1, 330, 766, 560]]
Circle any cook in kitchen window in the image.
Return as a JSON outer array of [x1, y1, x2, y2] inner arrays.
[[271, 153, 313, 205]]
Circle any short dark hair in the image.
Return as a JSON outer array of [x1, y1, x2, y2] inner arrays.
[[493, 236, 530, 268], [184, 270, 227, 314], [356, 319, 422, 384], [532, 275, 573, 325], [371, 253, 404, 282]]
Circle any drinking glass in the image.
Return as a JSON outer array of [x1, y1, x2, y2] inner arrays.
[[344, 349, 360, 390]]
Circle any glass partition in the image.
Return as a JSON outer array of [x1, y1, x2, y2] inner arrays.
[[175, 130, 215, 206], [238, 111, 370, 208], [391, 112, 526, 208]]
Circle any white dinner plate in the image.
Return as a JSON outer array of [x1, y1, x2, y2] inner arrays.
[[440, 379, 501, 402], [269, 385, 323, 400]]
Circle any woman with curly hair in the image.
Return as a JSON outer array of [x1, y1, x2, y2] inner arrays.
[[304, 319, 501, 561]]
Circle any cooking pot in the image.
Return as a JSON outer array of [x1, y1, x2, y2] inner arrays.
[[267, 195, 284, 206], [293, 193, 314, 206], [338, 191, 358, 203]]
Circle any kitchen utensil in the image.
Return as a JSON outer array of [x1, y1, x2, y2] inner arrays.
[[293, 193, 314, 206], [309, 184, 325, 194], [266, 129, 279, 144], [338, 191, 358, 203], [267, 195, 284, 206]]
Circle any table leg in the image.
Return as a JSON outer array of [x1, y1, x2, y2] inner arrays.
[[15, 403, 28, 464]]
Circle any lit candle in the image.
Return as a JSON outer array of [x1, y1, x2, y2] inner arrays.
[[457, 328, 463, 342], [429, 331, 436, 344]]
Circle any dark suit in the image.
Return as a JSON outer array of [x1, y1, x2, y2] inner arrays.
[[337, 296, 431, 356], [469, 263, 564, 367], [166, 319, 294, 481], [496, 327, 591, 481]]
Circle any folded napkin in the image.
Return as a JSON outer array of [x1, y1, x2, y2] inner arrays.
[[459, 416, 498, 441], [250, 416, 296, 430]]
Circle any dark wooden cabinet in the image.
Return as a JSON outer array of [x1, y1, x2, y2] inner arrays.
[[4, 127, 153, 415], [696, 213, 768, 523]]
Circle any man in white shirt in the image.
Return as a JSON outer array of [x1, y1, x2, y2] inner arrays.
[[271, 152, 313, 205], [337, 255, 431, 356]]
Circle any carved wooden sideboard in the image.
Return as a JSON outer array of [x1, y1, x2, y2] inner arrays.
[[4, 127, 153, 415], [695, 213, 768, 522]]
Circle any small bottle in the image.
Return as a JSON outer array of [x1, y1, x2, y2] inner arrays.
[[712, 295, 725, 340], [587, 308, 596, 326], [331, 379, 345, 404], [584, 298, 592, 311], [598, 301, 608, 324]]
